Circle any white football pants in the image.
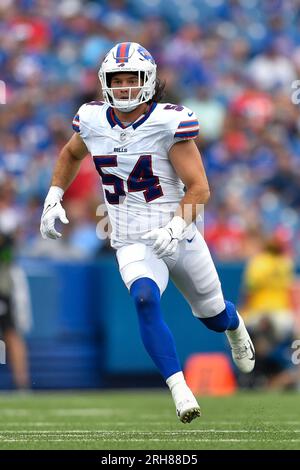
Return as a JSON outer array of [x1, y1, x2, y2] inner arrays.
[[116, 228, 225, 319]]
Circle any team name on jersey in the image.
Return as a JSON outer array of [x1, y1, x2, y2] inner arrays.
[[114, 147, 128, 153]]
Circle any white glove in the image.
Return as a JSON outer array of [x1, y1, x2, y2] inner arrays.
[[40, 186, 69, 239], [142, 216, 187, 258]]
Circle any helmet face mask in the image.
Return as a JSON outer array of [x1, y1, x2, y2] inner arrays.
[[99, 42, 157, 112]]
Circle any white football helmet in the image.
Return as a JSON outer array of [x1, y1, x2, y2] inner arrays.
[[98, 42, 157, 112]]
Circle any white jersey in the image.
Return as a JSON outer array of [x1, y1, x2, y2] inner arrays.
[[72, 101, 199, 248]]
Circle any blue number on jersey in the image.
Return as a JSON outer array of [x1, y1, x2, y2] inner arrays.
[[94, 154, 163, 204], [128, 155, 163, 202], [94, 155, 126, 205]]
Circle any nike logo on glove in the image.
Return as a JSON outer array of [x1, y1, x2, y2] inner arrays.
[[43, 202, 57, 216], [188, 112, 193, 117]]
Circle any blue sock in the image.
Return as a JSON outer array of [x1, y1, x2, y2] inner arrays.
[[130, 277, 181, 380], [198, 300, 240, 332]]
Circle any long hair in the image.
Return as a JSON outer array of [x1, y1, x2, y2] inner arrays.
[[150, 77, 166, 103]]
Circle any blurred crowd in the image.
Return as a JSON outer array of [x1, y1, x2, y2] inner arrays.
[[1, 0, 300, 261]]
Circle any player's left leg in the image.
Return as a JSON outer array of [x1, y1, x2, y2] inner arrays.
[[116, 243, 200, 423], [201, 303, 255, 374], [167, 230, 255, 374]]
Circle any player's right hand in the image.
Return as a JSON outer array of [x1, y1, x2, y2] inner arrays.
[[40, 187, 69, 239]]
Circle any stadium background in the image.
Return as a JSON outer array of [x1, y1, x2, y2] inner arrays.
[[0, 0, 300, 390]]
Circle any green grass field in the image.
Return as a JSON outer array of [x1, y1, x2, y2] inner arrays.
[[0, 390, 299, 450]]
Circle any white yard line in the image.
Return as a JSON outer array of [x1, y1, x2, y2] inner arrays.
[[1, 412, 300, 426], [0, 408, 126, 416], [0, 429, 300, 434], [53, 409, 127, 416], [1, 421, 300, 427], [1, 438, 300, 443], [0, 422, 170, 426]]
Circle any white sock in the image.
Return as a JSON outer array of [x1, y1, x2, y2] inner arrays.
[[226, 313, 243, 342], [166, 372, 191, 405], [166, 371, 185, 389]]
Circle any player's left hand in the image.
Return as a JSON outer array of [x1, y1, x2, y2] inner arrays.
[[142, 216, 187, 258]]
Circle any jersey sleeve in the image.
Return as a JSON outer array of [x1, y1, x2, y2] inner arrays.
[[173, 107, 199, 143], [164, 105, 200, 150], [71, 103, 90, 139]]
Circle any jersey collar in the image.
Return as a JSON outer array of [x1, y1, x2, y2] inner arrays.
[[106, 102, 157, 130]]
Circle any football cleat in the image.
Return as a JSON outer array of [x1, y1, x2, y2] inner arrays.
[[226, 313, 255, 373], [176, 396, 201, 424]]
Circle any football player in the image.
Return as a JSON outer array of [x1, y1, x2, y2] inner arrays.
[[40, 42, 255, 423]]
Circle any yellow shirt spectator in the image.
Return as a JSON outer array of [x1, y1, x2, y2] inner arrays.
[[244, 251, 294, 314]]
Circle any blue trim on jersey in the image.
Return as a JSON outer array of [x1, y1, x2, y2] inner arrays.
[[106, 107, 126, 129], [106, 107, 117, 128], [178, 120, 198, 128], [132, 102, 157, 129], [87, 101, 104, 106], [106, 102, 157, 130], [72, 123, 80, 133], [174, 130, 199, 138], [112, 110, 127, 129], [72, 114, 80, 133]]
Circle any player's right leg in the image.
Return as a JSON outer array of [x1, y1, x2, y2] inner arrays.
[[116, 243, 201, 423]]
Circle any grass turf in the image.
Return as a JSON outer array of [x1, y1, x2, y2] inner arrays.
[[0, 390, 299, 450]]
